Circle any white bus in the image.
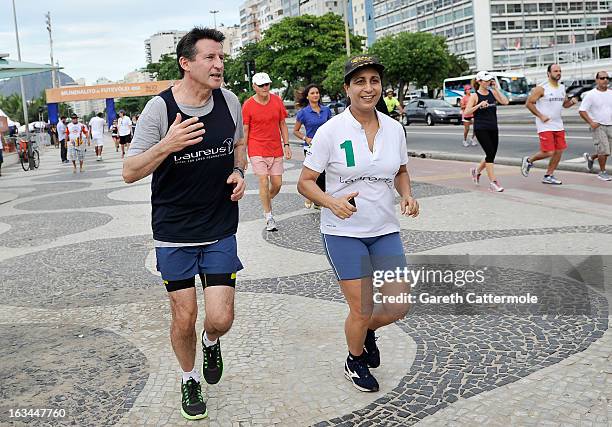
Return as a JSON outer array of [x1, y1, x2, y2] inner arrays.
[[443, 72, 529, 106]]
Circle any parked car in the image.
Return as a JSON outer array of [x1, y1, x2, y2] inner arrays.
[[326, 100, 346, 115], [567, 83, 595, 101], [404, 98, 462, 126]]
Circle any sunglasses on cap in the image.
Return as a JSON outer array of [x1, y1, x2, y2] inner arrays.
[[256, 83, 270, 88]]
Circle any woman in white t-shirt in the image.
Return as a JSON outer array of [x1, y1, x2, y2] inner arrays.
[[298, 55, 420, 393]]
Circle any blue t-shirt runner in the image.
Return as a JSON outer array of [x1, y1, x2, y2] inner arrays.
[[296, 104, 332, 150]]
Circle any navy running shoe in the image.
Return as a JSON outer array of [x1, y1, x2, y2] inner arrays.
[[363, 329, 380, 368], [344, 354, 379, 392]]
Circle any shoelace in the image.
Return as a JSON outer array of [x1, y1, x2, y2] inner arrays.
[[351, 358, 373, 379], [183, 380, 202, 404], [205, 344, 220, 368]]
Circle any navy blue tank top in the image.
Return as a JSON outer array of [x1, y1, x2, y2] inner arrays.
[[473, 90, 498, 130], [151, 88, 238, 243]]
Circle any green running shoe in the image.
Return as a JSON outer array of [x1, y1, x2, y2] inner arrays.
[[180, 378, 207, 420], [202, 332, 223, 385]]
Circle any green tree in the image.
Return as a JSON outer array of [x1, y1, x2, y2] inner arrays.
[[596, 25, 612, 58], [115, 96, 152, 117], [448, 53, 471, 77], [0, 91, 51, 123], [257, 13, 363, 97], [370, 32, 458, 99], [322, 55, 347, 100], [145, 53, 181, 81], [596, 24, 612, 39], [224, 42, 263, 103]]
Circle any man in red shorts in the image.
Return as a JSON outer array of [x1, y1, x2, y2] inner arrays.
[[242, 72, 291, 231], [521, 64, 577, 184]]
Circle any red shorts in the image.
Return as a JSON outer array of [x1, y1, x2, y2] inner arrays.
[[538, 130, 567, 151]]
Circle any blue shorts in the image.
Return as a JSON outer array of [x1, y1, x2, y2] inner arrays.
[[155, 235, 243, 289], [322, 232, 407, 281]]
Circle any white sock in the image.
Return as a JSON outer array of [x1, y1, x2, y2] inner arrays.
[[202, 331, 218, 347], [264, 211, 272, 220], [182, 368, 200, 383]]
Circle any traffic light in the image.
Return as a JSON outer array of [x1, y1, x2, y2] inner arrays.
[[45, 12, 51, 32]]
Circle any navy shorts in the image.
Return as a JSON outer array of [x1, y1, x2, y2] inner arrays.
[[322, 232, 407, 281], [156, 235, 243, 291]]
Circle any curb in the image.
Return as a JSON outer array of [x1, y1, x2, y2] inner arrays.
[[408, 151, 594, 173]]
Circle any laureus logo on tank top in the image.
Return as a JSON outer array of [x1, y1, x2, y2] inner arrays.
[[173, 138, 234, 164]]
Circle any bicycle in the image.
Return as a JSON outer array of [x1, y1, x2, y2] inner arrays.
[[18, 138, 40, 171]]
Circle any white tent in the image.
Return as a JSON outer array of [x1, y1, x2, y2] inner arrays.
[[0, 107, 19, 127]]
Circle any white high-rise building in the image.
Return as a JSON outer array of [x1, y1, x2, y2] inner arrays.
[[350, 0, 376, 47], [145, 31, 188, 64], [123, 70, 152, 83], [239, 0, 346, 45], [373, 0, 611, 71], [299, 0, 344, 16], [67, 78, 95, 118], [218, 24, 242, 57]]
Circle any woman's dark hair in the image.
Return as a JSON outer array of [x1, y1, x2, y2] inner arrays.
[[297, 84, 323, 108], [176, 27, 225, 77]]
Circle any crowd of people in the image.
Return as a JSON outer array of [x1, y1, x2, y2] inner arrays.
[[1, 23, 608, 421], [119, 27, 612, 421], [51, 110, 140, 172]]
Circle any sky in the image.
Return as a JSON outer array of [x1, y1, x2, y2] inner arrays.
[[0, 0, 243, 84]]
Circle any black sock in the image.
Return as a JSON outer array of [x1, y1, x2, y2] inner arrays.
[[544, 174, 550, 178], [348, 351, 364, 360]]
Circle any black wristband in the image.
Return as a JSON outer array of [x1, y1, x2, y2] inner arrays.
[[283, 143, 290, 147], [232, 167, 244, 179]]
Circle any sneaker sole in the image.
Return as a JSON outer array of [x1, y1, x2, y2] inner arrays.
[[265, 228, 278, 232], [181, 408, 208, 420], [470, 168, 478, 184], [344, 371, 379, 392], [584, 153, 594, 171], [542, 181, 562, 185], [520, 158, 529, 177]]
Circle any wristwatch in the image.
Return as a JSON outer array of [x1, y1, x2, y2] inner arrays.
[[232, 167, 244, 179]]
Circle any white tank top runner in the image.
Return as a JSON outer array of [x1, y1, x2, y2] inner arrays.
[[535, 81, 566, 133]]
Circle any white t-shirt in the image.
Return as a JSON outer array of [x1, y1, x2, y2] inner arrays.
[[66, 122, 87, 147], [89, 116, 105, 139], [117, 116, 132, 136], [579, 88, 612, 126], [535, 81, 565, 133], [56, 121, 66, 141], [304, 107, 409, 238]]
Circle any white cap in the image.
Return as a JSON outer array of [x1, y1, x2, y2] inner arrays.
[[475, 71, 494, 81], [252, 72, 272, 85]]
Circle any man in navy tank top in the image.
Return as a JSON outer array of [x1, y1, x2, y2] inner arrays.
[[123, 27, 247, 421]]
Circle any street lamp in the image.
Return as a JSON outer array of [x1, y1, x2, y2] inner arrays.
[[11, 0, 34, 169], [210, 10, 219, 29], [343, 0, 351, 56], [45, 12, 57, 88]]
